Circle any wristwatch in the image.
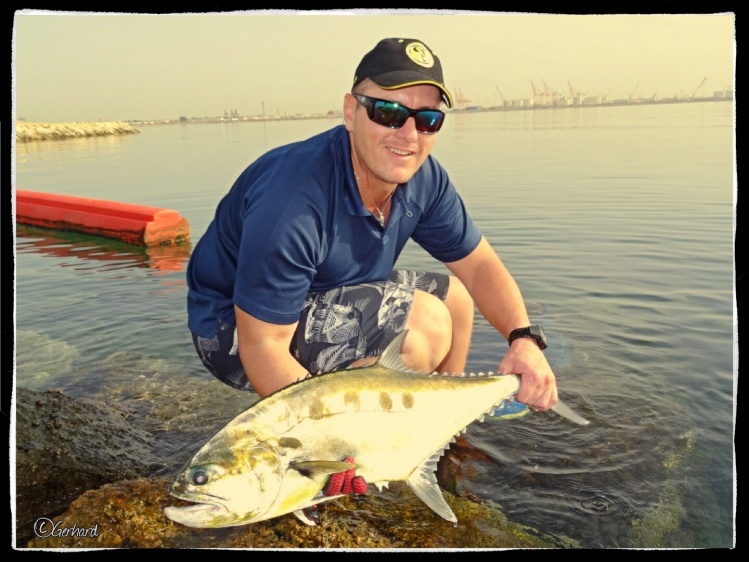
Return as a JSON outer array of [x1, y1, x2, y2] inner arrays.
[[507, 325, 548, 350]]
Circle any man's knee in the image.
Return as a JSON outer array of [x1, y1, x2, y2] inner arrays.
[[402, 290, 453, 371], [445, 276, 474, 326]]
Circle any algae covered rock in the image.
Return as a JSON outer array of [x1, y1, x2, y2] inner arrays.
[[25, 477, 560, 549], [15, 387, 159, 545]]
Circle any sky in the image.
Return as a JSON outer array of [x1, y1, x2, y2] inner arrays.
[[11, 9, 736, 123]]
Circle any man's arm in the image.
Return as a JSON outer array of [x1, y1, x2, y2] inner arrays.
[[234, 305, 309, 397], [445, 236, 558, 411], [235, 306, 371, 496]]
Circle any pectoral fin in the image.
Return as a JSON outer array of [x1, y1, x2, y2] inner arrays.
[[405, 452, 457, 523], [290, 494, 343, 526], [292, 509, 318, 526], [289, 460, 355, 478]]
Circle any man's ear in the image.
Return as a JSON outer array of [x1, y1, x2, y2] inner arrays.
[[343, 93, 357, 132]]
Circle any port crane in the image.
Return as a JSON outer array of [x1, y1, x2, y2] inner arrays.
[[691, 77, 707, 99], [543, 79, 561, 103], [530, 79, 545, 105], [567, 79, 585, 98], [495, 87, 508, 107], [453, 88, 470, 110]]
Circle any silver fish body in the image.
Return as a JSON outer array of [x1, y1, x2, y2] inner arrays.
[[164, 330, 586, 528]]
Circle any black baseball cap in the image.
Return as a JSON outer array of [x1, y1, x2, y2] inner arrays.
[[352, 38, 454, 109]]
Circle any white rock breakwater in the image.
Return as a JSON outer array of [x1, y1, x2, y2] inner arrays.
[[16, 121, 140, 142]]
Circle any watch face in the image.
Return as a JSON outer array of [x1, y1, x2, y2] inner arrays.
[[530, 325, 546, 340], [528, 325, 548, 349]]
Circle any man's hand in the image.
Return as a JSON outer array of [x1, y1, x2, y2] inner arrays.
[[323, 456, 368, 496], [499, 338, 558, 411]]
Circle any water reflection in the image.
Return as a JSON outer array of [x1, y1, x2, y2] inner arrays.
[[16, 224, 192, 272]]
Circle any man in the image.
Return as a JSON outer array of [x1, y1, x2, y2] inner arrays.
[[187, 37, 558, 412]]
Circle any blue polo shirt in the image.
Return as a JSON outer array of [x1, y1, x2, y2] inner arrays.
[[186, 125, 482, 337]]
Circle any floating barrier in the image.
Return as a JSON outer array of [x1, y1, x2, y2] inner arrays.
[[15, 190, 190, 247]]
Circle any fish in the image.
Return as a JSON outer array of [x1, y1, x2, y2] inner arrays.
[[164, 330, 589, 528]]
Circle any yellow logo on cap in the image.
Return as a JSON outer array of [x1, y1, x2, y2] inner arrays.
[[405, 42, 434, 68]]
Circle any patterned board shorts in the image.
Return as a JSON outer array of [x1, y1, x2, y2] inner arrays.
[[191, 270, 450, 391]]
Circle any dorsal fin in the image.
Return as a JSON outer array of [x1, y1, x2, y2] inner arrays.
[[375, 330, 417, 372]]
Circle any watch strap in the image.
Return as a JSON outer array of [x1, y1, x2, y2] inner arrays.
[[508, 325, 548, 350]]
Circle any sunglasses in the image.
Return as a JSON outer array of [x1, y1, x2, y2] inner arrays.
[[353, 94, 445, 134]]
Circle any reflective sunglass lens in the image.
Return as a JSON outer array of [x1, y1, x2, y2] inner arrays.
[[373, 104, 407, 128], [356, 95, 444, 134], [414, 111, 444, 133]]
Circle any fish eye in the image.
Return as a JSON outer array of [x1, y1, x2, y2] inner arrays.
[[189, 467, 210, 486]]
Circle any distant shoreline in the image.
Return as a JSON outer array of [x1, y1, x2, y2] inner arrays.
[[128, 96, 734, 127], [15, 121, 140, 142], [16, 96, 733, 141]]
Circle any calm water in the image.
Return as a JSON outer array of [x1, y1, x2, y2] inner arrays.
[[14, 101, 736, 548]]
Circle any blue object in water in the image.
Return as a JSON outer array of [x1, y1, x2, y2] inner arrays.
[[492, 400, 530, 420]]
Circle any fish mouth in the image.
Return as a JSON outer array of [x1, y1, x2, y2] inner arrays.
[[164, 486, 235, 527], [164, 501, 232, 528]]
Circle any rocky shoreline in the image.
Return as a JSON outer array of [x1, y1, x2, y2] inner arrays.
[[14, 385, 564, 549], [15, 121, 139, 142]]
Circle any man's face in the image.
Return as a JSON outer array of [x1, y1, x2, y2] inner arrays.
[[344, 82, 444, 188]]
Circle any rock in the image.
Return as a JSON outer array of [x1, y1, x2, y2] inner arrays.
[[14, 388, 159, 545], [24, 477, 559, 549], [15, 121, 139, 142]]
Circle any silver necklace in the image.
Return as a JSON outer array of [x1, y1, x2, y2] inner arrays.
[[354, 172, 394, 227]]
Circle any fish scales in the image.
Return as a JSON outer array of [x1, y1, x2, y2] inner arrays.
[[178, 365, 516, 520], [273, 367, 518, 481]]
